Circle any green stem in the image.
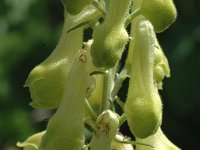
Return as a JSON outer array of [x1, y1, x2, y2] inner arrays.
[[111, 67, 129, 98], [115, 96, 125, 110], [125, 8, 141, 27], [101, 69, 113, 112], [118, 114, 126, 127], [115, 138, 155, 148], [85, 98, 97, 120]]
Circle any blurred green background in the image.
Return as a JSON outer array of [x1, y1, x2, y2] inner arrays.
[[0, 0, 199, 149]]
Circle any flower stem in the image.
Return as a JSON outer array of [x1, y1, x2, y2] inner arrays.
[[125, 8, 141, 27], [115, 137, 154, 148], [111, 67, 129, 99], [118, 114, 126, 127], [85, 98, 97, 120], [101, 69, 113, 112]]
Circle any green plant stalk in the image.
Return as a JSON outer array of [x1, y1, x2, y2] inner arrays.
[[118, 114, 126, 127], [101, 69, 114, 112], [111, 68, 128, 99], [85, 98, 97, 120]]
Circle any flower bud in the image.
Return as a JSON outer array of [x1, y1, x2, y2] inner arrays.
[[90, 0, 131, 68], [17, 131, 46, 150], [140, 0, 177, 33], [124, 17, 162, 139], [90, 110, 119, 150], [136, 128, 181, 150]]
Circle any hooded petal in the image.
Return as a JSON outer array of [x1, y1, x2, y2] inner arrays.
[[25, 6, 100, 109]]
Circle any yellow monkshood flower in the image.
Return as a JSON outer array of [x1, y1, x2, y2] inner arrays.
[[25, 6, 100, 109], [39, 40, 94, 150], [125, 16, 162, 139]]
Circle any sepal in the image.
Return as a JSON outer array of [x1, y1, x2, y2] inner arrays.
[[17, 131, 46, 150]]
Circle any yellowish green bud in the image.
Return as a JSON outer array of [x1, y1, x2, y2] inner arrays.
[[90, 110, 119, 150], [136, 128, 181, 150], [17, 131, 46, 150], [124, 17, 162, 139], [90, 0, 131, 68], [140, 0, 177, 33]]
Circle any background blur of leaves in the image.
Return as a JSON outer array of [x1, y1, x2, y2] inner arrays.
[[0, 0, 199, 149]]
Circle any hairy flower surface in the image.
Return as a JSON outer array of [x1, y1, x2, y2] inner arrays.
[[125, 17, 162, 139]]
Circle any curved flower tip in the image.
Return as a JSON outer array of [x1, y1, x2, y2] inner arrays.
[[16, 131, 46, 150], [25, 59, 68, 109], [111, 134, 134, 150], [136, 128, 181, 150]]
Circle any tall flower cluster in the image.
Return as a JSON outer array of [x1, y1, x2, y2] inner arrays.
[[17, 0, 181, 150]]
